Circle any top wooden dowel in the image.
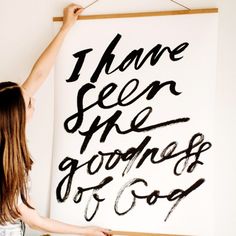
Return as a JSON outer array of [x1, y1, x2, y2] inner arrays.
[[53, 8, 218, 22]]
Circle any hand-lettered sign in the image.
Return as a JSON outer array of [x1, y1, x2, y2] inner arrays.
[[51, 13, 218, 236]]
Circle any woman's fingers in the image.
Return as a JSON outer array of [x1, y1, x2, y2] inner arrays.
[[100, 227, 112, 236], [62, 3, 84, 30], [75, 7, 84, 16], [83, 226, 112, 236], [67, 3, 83, 12], [103, 228, 112, 234]]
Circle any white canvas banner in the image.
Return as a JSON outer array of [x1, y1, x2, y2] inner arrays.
[[51, 13, 218, 236]]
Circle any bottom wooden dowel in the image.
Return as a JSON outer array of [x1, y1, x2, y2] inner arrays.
[[111, 230, 189, 236]]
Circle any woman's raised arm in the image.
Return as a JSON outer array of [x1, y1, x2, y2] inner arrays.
[[22, 3, 83, 97]]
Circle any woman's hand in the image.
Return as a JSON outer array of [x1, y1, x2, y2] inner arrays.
[[81, 226, 112, 236], [62, 3, 84, 30]]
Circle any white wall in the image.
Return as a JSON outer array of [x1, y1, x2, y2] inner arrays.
[[0, 0, 235, 235], [0, 0, 55, 235], [215, 0, 236, 234]]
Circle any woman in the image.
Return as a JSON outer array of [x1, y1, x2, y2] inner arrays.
[[0, 3, 111, 236]]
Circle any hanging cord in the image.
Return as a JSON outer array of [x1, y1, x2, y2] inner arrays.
[[83, 0, 191, 11], [84, 0, 100, 9], [169, 0, 191, 10]]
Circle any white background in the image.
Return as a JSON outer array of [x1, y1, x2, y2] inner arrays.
[[0, 0, 235, 235]]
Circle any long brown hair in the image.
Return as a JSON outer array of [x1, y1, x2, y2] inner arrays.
[[0, 81, 33, 225]]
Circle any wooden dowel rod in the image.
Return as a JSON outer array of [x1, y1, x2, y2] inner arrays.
[[53, 8, 218, 22], [111, 230, 190, 236]]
